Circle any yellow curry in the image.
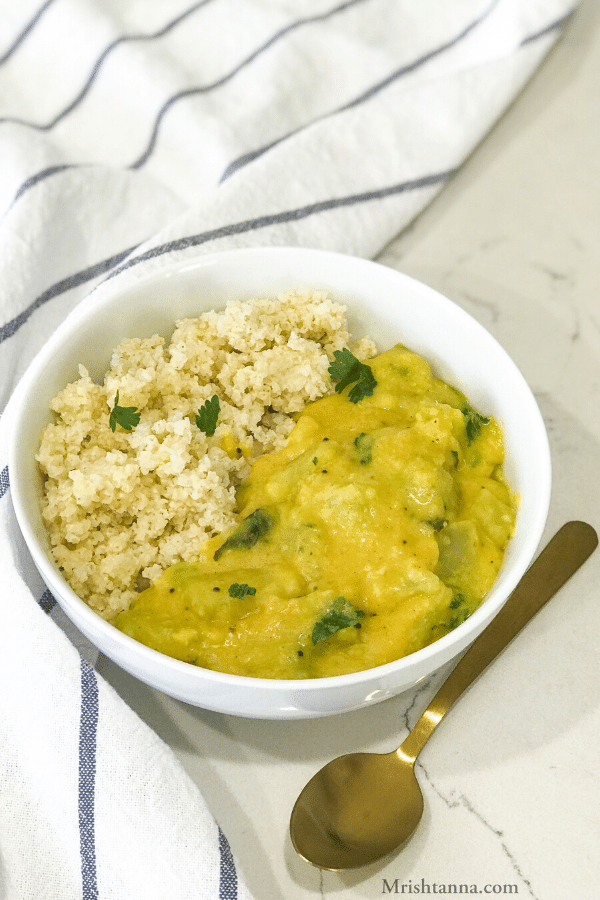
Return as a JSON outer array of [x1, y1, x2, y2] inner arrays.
[[116, 343, 517, 678]]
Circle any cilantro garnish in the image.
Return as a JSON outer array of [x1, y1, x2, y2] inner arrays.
[[328, 349, 377, 403], [196, 395, 220, 436], [440, 593, 472, 630], [109, 391, 140, 433], [228, 583, 256, 599], [449, 592, 466, 609], [462, 405, 490, 445], [312, 597, 365, 645]]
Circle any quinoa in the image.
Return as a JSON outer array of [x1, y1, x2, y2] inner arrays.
[[36, 289, 376, 620]]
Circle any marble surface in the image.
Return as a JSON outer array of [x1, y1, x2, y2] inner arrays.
[[97, 3, 600, 898]]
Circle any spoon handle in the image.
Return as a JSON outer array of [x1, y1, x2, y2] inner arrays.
[[399, 521, 598, 763]]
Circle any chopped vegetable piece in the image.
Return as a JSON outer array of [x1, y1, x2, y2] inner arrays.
[[109, 391, 140, 433], [312, 597, 365, 645], [196, 395, 220, 436], [428, 517, 447, 532], [328, 348, 377, 403], [353, 432, 373, 465], [213, 508, 273, 560], [228, 583, 256, 599]]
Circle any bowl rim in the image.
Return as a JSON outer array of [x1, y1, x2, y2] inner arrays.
[[8, 245, 552, 698]]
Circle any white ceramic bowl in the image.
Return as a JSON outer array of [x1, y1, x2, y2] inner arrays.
[[9, 247, 551, 719]]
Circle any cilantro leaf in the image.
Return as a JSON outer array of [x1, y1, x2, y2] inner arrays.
[[196, 395, 220, 436], [347, 368, 377, 403], [312, 597, 365, 645], [462, 405, 490, 444], [449, 592, 466, 609], [109, 391, 140, 433], [328, 348, 363, 391], [228, 583, 256, 599], [328, 349, 377, 404]]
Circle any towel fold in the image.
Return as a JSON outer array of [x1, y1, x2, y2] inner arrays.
[[0, 1, 576, 896]]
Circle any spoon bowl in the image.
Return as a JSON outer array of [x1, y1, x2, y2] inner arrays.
[[290, 749, 423, 869], [290, 521, 597, 870]]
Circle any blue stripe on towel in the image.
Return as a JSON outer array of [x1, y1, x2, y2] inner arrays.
[[218, 827, 238, 900], [0, 467, 59, 613], [79, 657, 99, 900], [0, 243, 138, 344], [129, 0, 371, 170], [0, 0, 57, 66], [221, 0, 501, 181], [0, 170, 450, 346], [0, 465, 8, 500], [38, 588, 57, 613], [521, 9, 574, 45], [11, 164, 82, 205], [0, 0, 217, 131], [112, 168, 456, 276]]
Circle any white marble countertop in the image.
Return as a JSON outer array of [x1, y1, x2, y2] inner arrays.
[[97, 3, 600, 897]]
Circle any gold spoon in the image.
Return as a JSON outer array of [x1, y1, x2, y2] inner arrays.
[[290, 520, 598, 870]]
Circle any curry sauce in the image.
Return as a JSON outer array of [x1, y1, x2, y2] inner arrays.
[[115, 343, 517, 678]]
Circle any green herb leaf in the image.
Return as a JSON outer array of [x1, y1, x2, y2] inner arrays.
[[213, 508, 273, 560], [228, 583, 256, 599], [328, 349, 377, 404], [348, 369, 377, 403], [109, 391, 140, 433], [449, 592, 466, 609], [462, 405, 490, 444], [196, 395, 220, 436], [312, 597, 365, 645]]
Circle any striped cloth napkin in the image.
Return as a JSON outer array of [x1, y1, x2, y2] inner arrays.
[[0, 1, 576, 897]]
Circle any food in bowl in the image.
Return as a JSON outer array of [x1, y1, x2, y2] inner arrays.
[[10, 246, 550, 718], [37, 287, 517, 680]]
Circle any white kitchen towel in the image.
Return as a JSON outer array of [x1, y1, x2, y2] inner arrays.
[[0, 1, 576, 897]]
